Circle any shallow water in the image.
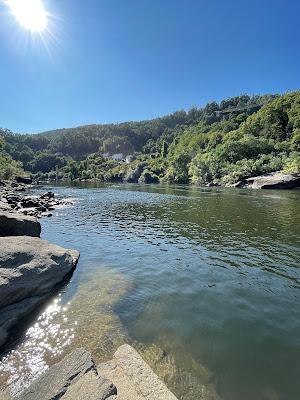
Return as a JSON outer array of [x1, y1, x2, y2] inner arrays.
[[1, 183, 300, 399]]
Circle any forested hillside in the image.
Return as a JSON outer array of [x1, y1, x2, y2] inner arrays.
[[1, 92, 299, 184]]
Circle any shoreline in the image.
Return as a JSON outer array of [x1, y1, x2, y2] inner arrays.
[[39, 169, 300, 190], [0, 179, 181, 400]]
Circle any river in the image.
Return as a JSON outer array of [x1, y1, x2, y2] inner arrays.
[[0, 183, 300, 400]]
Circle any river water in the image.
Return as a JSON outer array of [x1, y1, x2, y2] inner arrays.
[[0, 183, 300, 400]]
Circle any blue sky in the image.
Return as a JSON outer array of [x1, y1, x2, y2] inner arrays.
[[0, 0, 299, 133]]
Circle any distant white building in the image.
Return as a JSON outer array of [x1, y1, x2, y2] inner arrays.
[[111, 153, 123, 161], [125, 155, 133, 164]]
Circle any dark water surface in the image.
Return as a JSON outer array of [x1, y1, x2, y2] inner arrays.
[[1, 183, 300, 400]]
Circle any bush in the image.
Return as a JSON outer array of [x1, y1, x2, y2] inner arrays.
[[290, 129, 300, 151], [283, 152, 300, 173], [189, 153, 221, 184], [0, 152, 25, 179]]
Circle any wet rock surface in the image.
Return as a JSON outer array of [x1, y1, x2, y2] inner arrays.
[[14, 348, 116, 400], [3, 345, 177, 400]]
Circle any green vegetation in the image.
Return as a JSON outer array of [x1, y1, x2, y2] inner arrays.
[[1, 91, 299, 185], [0, 132, 25, 179]]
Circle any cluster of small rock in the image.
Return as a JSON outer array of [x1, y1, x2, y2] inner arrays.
[[0, 178, 73, 218]]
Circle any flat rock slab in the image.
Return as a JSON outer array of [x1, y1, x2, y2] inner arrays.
[[0, 236, 79, 347], [99, 344, 178, 400], [246, 171, 300, 189], [0, 212, 41, 237], [16, 348, 116, 400], [62, 370, 117, 400]]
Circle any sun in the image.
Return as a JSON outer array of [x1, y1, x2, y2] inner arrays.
[[6, 0, 48, 32]]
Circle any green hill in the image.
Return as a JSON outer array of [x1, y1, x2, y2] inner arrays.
[[1, 92, 299, 184]]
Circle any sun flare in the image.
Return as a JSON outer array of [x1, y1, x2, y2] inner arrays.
[[6, 0, 47, 32]]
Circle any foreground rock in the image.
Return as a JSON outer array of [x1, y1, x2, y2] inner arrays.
[[0, 212, 41, 237], [14, 348, 116, 400], [4, 345, 177, 400], [99, 344, 178, 400], [233, 171, 300, 189], [0, 236, 79, 348]]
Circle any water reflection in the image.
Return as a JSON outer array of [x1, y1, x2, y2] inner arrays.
[[0, 268, 130, 397]]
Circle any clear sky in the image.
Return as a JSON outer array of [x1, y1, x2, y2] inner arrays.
[[0, 0, 299, 133]]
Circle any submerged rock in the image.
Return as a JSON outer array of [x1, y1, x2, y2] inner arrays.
[[0, 212, 41, 237], [15, 348, 116, 400], [0, 236, 79, 348]]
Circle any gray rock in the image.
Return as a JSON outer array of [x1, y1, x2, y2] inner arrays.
[[0, 236, 79, 347], [0, 212, 41, 237], [5, 194, 21, 204], [99, 344, 178, 400], [0, 201, 11, 212], [20, 197, 42, 209], [15, 176, 32, 185], [245, 171, 300, 189], [61, 370, 117, 400], [16, 348, 116, 400], [0, 236, 79, 309], [40, 191, 55, 200]]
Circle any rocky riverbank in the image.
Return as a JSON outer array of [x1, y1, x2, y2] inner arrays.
[[0, 179, 73, 218], [0, 180, 80, 351], [41, 169, 300, 190], [0, 179, 80, 389], [0, 180, 179, 400]]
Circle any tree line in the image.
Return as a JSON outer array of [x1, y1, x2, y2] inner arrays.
[[1, 92, 299, 184]]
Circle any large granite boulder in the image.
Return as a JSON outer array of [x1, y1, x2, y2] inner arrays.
[[247, 172, 300, 189], [0, 212, 41, 237], [16, 349, 116, 400], [0, 236, 79, 347]]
